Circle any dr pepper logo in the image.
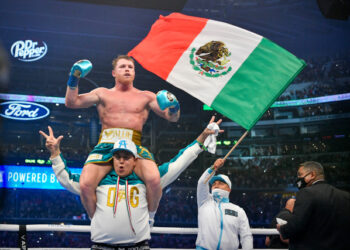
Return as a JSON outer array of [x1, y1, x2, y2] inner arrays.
[[10, 39, 48, 62]]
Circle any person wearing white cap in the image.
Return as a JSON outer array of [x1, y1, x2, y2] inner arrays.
[[39, 116, 223, 249], [196, 159, 253, 250]]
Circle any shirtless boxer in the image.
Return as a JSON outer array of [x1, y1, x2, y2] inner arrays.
[[65, 55, 180, 218]]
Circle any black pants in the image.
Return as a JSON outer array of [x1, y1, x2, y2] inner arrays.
[[91, 240, 150, 250]]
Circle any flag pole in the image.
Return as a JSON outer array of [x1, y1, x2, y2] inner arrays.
[[204, 130, 249, 184]]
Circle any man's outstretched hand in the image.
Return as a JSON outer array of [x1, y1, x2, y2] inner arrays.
[[196, 116, 224, 144], [212, 158, 225, 171], [39, 126, 63, 158]]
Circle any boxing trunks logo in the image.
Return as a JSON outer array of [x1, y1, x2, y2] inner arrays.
[[0, 101, 50, 121], [10, 39, 48, 62]]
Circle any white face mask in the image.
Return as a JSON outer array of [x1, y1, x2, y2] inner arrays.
[[212, 188, 230, 202]]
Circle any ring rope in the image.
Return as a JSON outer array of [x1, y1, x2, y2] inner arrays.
[[0, 224, 284, 250], [0, 224, 279, 235]]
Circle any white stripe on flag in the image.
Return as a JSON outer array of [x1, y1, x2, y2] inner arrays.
[[167, 19, 262, 105]]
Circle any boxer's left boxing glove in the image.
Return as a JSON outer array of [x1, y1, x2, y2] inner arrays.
[[156, 90, 180, 115], [66, 59, 92, 89]]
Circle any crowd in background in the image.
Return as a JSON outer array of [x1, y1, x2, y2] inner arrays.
[[278, 80, 350, 101], [1, 54, 350, 248], [168, 151, 350, 188], [2, 134, 349, 166], [292, 55, 350, 84], [273, 55, 350, 104], [1, 151, 348, 224]]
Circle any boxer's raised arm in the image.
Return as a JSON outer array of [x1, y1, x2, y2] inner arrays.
[[65, 60, 99, 108], [65, 88, 100, 108]]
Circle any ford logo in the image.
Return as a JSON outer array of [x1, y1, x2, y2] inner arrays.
[[10, 39, 48, 62], [0, 101, 50, 121]]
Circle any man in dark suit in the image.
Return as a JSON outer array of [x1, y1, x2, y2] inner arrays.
[[276, 161, 350, 250], [266, 198, 295, 248]]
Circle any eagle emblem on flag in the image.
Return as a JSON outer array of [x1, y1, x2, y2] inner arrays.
[[190, 41, 232, 77]]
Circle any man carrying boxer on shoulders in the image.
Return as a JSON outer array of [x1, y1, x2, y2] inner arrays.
[[39, 116, 222, 249], [64, 55, 180, 219]]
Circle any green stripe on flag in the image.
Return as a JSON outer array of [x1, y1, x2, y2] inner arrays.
[[211, 38, 305, 130]]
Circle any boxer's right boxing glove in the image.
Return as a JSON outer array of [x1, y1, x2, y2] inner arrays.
[[66, 59, 92, 89]]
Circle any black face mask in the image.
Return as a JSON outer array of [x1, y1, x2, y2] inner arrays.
[[295, 172, 311, 190]]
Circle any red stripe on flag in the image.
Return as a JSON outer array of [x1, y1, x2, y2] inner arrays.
[[128, 13, 208, 80]]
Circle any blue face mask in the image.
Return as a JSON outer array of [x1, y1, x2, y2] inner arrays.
[[212, 188, 230, 202]]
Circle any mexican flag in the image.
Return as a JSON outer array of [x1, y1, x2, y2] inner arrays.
[[128, 13, 305, 130]]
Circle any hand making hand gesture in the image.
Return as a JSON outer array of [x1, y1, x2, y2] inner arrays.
[[196, 116, 224, 144], [39, 126, 64, 158]]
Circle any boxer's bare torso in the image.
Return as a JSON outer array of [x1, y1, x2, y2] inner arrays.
[[65, 58, 173, 130], [94, 87, 155, 131]]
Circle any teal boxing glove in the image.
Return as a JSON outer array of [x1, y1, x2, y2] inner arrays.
[[156, 90, 180, 114], [67, 59, 92, 89]]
